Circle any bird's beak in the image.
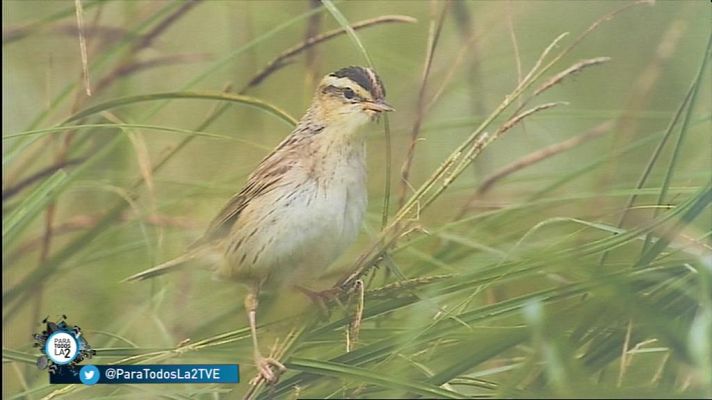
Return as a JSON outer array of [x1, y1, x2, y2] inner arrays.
[[363, 100, 395, 113]]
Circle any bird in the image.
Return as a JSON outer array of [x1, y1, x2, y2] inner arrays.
[[124, 66, 393, 384]]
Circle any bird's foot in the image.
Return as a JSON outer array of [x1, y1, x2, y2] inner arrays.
[[294, 286, 344, 318], [250, 355, 286, 385]]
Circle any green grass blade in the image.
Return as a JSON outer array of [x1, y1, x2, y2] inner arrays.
[[5, 123, 232, 142], [321, 0, 374, 67], [287, 357, 468, 399], [2, 170, 67, 248], [64, 92, 297, 127]]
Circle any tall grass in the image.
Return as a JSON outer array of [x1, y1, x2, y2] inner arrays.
[[3, 1, 711, 399]]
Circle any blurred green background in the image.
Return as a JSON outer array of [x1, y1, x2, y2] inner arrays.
[[3, 1, 711, 398]]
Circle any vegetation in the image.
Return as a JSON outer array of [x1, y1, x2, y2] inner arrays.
[[3, 1, 710, 399]]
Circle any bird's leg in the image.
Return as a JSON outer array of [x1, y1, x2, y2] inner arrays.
[[245, 289, 286, 385]]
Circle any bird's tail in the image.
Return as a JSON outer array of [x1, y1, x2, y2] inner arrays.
[[122, 246, 213, 282]]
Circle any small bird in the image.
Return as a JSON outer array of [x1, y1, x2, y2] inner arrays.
[[124, 66, 392, 383]]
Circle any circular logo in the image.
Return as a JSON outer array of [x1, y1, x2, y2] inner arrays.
[[79, 365, 100, 385], [44, 331, 79, 365]]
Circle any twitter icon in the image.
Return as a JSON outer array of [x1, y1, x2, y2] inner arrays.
[[79, 365, 100, 385]]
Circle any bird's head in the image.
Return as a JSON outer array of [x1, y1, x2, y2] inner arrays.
[[312, 66, 393, 130]]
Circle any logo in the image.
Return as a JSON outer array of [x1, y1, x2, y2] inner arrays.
[[44, 331, 79, 365], [33, 315, 96, 376], [79, 365, 100, 385]]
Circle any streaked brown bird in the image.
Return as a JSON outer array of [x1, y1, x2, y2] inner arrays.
[[125, 66, 392, 383]]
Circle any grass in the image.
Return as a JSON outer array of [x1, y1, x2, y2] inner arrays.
[[3, 1, 711, 399]]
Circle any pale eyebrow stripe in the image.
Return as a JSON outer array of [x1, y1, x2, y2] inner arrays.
[[323, 76, 354, 88], [322, 77, 372, 99]]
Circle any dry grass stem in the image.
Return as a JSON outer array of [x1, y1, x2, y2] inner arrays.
[[498, 102, 567, 137], [467, 119, 614, 203], [438, 102, 566, 200], [425, 31, 479, 111], [2, 159, 83, 201], [346, 279, 365, 352], [514, 1, 650, 117], [133, 0, 199, 52], [304, 0, 323, 90], [506, 0, 523, 85], [397, 2, 449, 208], [516, 32, 569, 94], [533, 57, 611, 97], [93, 1, 199, 96], [74, 0, 91, 96], [244, 15, 417, 91], [367, 274, 454, 298], [55, 24, 132, 44], [20, 0, 111, 336], [450, 0, 488, 118], [618, 319, 634, 387], [547, 0, 652, 72], [0, 210, 196, 255], [95, 53, 211, 92]]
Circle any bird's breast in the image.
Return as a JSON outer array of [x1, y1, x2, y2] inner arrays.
[[220, 139, 367, 286], [298, 141, 368, 268]]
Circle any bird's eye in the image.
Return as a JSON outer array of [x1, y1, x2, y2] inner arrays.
[[343, 88, 355, 100]]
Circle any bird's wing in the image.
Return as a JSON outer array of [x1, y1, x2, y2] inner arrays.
[[194, 185, 253, 245], [124, 133, 305, 282], [191, 146, 297, 247]]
